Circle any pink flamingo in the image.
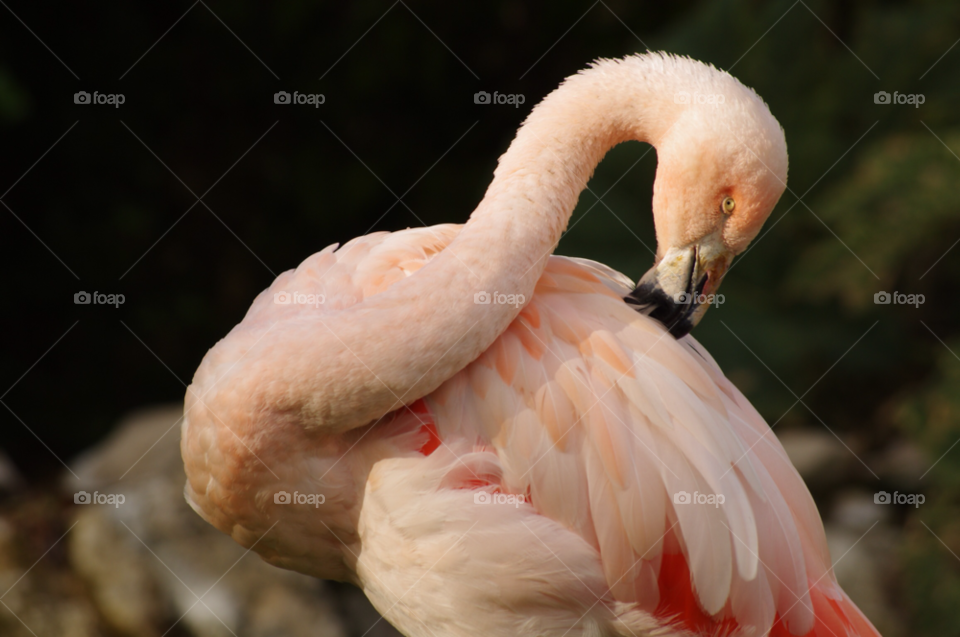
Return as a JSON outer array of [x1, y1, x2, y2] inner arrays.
[[182, 53, 881, 636]]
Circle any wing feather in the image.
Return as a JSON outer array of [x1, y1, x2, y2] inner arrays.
[[426, 253, 835, 633], [278, 227, 876, 636]]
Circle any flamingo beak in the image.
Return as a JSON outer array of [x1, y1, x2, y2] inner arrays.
[[624, 231, 734, 338]]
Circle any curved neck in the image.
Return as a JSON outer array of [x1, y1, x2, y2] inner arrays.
[[206, 59, 683, 433]]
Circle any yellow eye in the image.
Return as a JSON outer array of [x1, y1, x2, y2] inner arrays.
[[722, 197, 736, 214]]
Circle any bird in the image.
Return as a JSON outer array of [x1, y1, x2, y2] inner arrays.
[[181, 52, 881, 637]]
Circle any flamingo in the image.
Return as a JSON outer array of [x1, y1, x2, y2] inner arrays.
[[181, 53, 881, 636]]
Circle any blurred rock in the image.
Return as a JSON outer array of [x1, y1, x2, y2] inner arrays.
[[777, 427, 848, 486], [70, 404, 186, 487], [0, 590, 100, 637], [64, 404, 393, 637], [825, 489, 905, 637], [0, 515, 15, 568], [872, 439, 929, 492], [70, 504, 165, 636], [0, 513, 101, 637], [831, 488, 892, 530]]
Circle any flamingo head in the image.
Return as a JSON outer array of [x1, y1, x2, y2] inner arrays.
[[626, 71, 788, 338]]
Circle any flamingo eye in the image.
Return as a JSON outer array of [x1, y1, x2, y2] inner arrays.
[[722, 197, 736, 214]]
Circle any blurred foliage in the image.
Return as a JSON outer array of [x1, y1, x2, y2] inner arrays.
[[897, 343, 960, 636], [2, 0, 960, 633], [0, 64, 29, 123]]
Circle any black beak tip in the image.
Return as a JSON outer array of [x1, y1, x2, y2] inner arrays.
[[624, 283, 696, 339]]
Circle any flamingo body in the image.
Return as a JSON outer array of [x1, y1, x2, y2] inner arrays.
[[181, 54, 882, 636]]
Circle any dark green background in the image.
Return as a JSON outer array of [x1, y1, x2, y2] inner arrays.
[[2, 1, 960, 633]]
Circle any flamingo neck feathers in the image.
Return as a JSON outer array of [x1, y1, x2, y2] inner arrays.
[[200, 54, 763, 439], [181, 51, 780, 585]]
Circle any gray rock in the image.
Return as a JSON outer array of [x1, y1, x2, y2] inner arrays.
[[831, 488, 892, 530], [0, 515, 102, 637], [69, 506, 165, 636], [825, 489, 905, 637], [65, 404, 351, 637], [777, 427, 848, 486], [873, 439, 929, 491]]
